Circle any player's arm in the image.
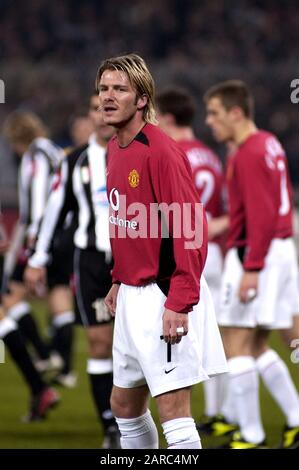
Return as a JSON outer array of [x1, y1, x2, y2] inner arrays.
[[238, 151, 279, 302], [208, 214, 229, 240], [27, 151, 51, 246], [105, 283, 120, 316], [208, 173, 229, 239], [150, 145, 208, 342], [240, 152, 278, 270]]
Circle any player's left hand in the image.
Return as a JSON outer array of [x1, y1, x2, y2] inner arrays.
[[239, 271, 259, 303], [162, 308, 188, 344], [24, 265, 47, 297]]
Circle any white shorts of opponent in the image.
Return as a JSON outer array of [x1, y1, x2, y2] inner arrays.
[[113, 276, 228, 397], [218, 238, 299, 329], [203, 242, 223, 313]]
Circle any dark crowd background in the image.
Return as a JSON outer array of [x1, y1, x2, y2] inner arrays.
[[0, 0, 298, 205]]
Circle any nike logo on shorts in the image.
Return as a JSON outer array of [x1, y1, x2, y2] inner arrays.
[[164, 367, 177, 374]]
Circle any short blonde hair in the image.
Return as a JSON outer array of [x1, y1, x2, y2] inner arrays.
[[3, 111, 48, 147], [96, 53, 157, 125]]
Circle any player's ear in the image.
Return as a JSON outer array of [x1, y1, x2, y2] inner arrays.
[[230, 106, 243, 121], [137, 94, 148, 111]]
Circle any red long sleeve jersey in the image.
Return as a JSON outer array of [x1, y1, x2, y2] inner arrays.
[[227, 130, 293, 270], [106, 123, 208, 313], [179, 139, 224, 219]]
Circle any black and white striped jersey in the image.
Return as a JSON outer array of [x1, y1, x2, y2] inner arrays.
[[29, 135, 110, 268], [19, 137, 63, 240]]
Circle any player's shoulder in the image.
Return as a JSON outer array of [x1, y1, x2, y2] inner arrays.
[[29, 137, 63, 168], [181, 138, 222, 173], [145, 124, 186, 160], [35, 137, 63, 154], [244, 129, 281, 152], [238, 130, 286, 171], [66, 143, 89, 168]]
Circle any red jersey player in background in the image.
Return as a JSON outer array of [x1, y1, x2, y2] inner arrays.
[[97, 53, 227, 449], [156, 87, 232, 435], [205, 80, 299, 449]]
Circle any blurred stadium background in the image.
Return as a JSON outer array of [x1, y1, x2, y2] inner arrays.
[[0, 0, 298, 449]]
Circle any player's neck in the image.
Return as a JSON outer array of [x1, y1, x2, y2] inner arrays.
[[116, 114, 146, 148], [233, 120, 257, 146], [95, 133, 108, 148], [171, 126, 195, 142]]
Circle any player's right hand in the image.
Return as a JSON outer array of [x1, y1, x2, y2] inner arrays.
[[24, 265, 46, 297], [105, 283, 120, 317]]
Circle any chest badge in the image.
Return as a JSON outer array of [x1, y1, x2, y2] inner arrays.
[[128, 169, 140, 188]]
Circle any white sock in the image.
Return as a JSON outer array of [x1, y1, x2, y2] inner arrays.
[[220, 375, 238, 423], [116, 409, 158, 449], [52, 311, 75, 328], [203, 374, 227, 417], [229, 356, 265, 443], [7, 302, 30, 321], [162, 417, 202, 449], [87, 358, 113, 375], [256, 349, 299, 427], [0, 317, 17, 338]]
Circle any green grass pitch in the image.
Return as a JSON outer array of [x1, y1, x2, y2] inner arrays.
[[0, 301, 298, 449]]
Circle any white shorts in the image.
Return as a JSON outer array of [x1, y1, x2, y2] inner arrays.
[[203, 242, 223, 312], [218, 238, 299, 329], [112, 277, 228, 397]]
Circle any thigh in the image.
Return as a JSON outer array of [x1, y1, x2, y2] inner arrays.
[[73, 248, 112, 327], [221, 326, 255, 358], [47, 253, 72, 291], [86, 323, 113, 358], [48, 285, 73, 315]]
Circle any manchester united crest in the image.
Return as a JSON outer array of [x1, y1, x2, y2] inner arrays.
[[128, 169, 140, 188]]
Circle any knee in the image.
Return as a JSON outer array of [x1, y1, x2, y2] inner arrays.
[[110, 390, 132, 419], [3, 287, 27, 311], [110, 389, 147, 419], [157, 392, 191, 423], [89, 336, 112, 359]]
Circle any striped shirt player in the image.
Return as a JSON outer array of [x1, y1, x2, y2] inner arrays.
[[27, 118, 120, 444], [29, 134, 112, 326], [106, 123, 227, 398], [11, 136, 68, 286], [19, 137, 62, 240]]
